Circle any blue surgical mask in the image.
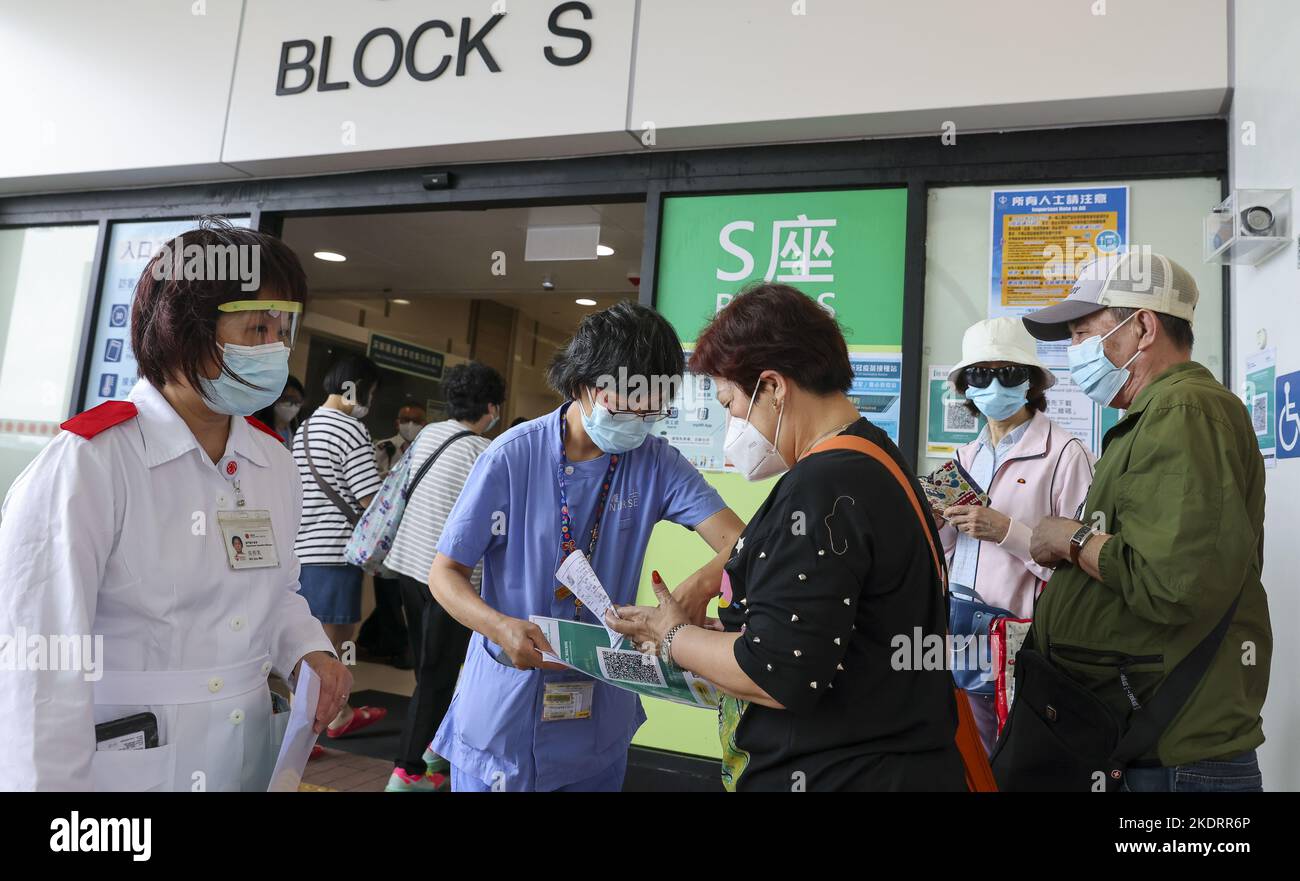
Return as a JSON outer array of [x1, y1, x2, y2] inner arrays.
[[1067, 312, 1141, 407], [579, 389, 652, 453], [965, 379, 1030, 421], [199, 342, 290, 416]]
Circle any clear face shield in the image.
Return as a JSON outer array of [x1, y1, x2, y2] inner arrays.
[[215, 300, 303, 350]]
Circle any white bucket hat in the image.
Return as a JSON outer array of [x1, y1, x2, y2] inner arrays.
[[947, 317, 1056, 389]]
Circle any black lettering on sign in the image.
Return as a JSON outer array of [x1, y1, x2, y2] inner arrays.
[[546, 1, 593, 67], [353, 27, 404, 87], [276, 39, 316, 95], [405, 20, 454, 82], [318, 35, 349, 91], [456, 15, 505, 76]]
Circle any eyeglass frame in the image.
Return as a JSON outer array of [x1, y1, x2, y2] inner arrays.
[[962, 364, 1033, 389]]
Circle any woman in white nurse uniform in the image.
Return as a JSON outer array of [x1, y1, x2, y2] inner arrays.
[[0, 221, 351, 791]]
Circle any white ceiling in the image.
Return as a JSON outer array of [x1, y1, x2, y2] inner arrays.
[[281, 203, 644, 329]]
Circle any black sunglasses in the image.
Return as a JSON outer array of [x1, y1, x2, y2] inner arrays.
[[964, 365, 1032, 389]]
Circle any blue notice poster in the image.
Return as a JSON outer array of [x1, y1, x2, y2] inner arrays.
[[989, 185, 1129, 322], [84, 217, 250, 409]]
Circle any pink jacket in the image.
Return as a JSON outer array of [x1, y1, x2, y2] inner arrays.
[[940, 410, 1096, 618]]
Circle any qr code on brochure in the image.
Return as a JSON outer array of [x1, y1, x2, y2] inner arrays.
[[1252, 393, 1268, 435], [596, 647, 667, 687]]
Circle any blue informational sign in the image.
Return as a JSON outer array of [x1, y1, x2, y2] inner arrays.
[[1275, 369, 1300, 461], [848, 351, 902, 444], [83, 217, 250, 410], [989, 185, 1130, 323]]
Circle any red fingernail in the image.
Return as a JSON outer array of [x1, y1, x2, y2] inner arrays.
[[652, 570, 662, 583]]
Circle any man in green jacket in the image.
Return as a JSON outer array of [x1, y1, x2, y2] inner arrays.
[[1022, 251, 1270, 792]]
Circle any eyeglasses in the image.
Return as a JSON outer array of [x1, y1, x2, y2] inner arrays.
[[963, 365, 1031, 389], [605, 407, 670, 423]]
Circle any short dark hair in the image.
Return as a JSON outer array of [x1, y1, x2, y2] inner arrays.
[[132, 217, 307, 399], [953, 366, 1051, 418], [690, 282, 853, 395], [323, 354, 381, 404], [547, 301, 685, 403], [443, 361, 505, 422], [1107, 307, 1194, 351]]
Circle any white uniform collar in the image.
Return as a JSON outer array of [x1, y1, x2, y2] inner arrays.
[[128, 380, 270, 470]]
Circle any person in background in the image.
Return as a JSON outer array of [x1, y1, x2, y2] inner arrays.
[[253, 374, 305, 449], [608, 283, 968, 791], [508, 416, 528, 429], [0, 221, 349, 791], [427, 302, 745, 792], [384, 363, 505, 792], [938, 317, 1095, 751], [359, 400, 430, 669], [374, 402, 427, 475], [292, 354, 389, 739], [1021, 252, 1269, 791]]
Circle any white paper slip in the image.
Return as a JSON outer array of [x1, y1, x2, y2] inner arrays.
[[555, 550, 623, 646], [267, 661, 321, 793]]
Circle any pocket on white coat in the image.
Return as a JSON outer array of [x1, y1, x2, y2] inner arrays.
[[92, 743, 175, 792]]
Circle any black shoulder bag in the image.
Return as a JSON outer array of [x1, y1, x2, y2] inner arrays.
[[303, 418, 361, 527], [989, 589, 1242, 792]]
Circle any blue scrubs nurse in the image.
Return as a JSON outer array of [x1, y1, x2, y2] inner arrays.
[[427, 302, 745, 792]]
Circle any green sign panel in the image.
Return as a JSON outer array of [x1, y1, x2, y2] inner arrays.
[[368, 333, 445, 381], [654, 188, 908, 346]]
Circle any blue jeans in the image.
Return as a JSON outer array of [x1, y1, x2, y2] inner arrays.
[[1122, 750, 1263, 792]]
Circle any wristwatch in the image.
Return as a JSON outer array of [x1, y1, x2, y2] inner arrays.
[[660, 623, 688, 666], [1069, 523, 1095, 567]]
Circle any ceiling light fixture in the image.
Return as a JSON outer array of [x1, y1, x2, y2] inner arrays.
[[314, 251, 347, 262], [596, 244, 615, 257], [391, 298, 411, 305], [575, 298, 597, 306]]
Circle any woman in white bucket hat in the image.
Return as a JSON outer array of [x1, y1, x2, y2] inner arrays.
[[938, 317, 1096, 752]]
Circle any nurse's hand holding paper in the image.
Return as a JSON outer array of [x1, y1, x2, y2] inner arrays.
[[295, 651, 353, 734]]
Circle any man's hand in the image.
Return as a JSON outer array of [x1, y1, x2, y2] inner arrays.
[[945, 505, 1011, 543], [490, 616, 566, 671], [1030, 516, 1082, 567], [295, 651, 352, 735]]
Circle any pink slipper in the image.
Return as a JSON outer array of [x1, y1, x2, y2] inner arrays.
[[325, 705, 388, 738]]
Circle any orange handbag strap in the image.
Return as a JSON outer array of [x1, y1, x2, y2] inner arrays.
[[805, 435, 998, 792]]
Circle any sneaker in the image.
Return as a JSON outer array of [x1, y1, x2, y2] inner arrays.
[[423, 746, 450, 776], [385, 767, 446, 792]]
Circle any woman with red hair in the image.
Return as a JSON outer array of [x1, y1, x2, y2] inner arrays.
[[609, 282, 971, 792]]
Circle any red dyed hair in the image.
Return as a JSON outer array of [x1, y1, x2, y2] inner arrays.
[[689, 283, 853, 395]]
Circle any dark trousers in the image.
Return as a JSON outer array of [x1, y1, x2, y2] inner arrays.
[[395, 573, 473, 775], [358, 573, 409, 658]]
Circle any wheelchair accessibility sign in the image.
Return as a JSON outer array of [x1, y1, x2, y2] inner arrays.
[[1276, 369, 1300, 460]]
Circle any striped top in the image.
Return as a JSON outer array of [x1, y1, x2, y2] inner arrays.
[[292, 407, 384, 565], [386, 419, 489, 587]]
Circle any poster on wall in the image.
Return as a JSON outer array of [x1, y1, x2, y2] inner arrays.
[[655, 188, 908, 451], [83, 217, 251, 410], [925, 365, 984, 458], [1244, 348, 1277, 468], [988, 185, 1129, 368], [657, 351, 728, 472], [1044, 369, 1101, 455]]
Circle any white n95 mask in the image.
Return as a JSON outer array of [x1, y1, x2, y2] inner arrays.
[[724, 380, 788, 481]]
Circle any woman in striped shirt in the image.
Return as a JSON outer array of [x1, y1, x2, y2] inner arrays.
[[292, 354, 388, 738]]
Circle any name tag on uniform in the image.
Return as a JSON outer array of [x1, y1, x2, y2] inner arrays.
[[541, 681, 594, 722], [217, 509, 281, 570]]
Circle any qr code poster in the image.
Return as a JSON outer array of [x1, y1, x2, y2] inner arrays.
[[1244, 348, 1276, 468], [926, 366, 985, 459], [596, 646, 668, 688]]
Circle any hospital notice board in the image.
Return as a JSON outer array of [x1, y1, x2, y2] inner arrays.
[[638, 187, 908, 759]]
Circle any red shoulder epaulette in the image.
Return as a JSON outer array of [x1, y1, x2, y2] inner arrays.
[[60, 401, 138, 439], [245, 415, 283, 442]]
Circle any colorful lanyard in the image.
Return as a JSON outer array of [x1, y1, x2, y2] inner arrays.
[[555, 402, 620, 616]]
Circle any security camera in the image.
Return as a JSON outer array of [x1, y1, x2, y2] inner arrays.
[[542, 275, 555, 291]]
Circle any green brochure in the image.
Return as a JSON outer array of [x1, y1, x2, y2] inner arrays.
[[531, 615, 721, 709]]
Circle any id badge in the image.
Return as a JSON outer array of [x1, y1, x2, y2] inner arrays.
[[217, 509, 281, 570], [541, 681, 594, 722]]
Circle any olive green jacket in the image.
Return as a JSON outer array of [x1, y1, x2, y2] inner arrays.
[[1032, 361, 1271, 767]]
